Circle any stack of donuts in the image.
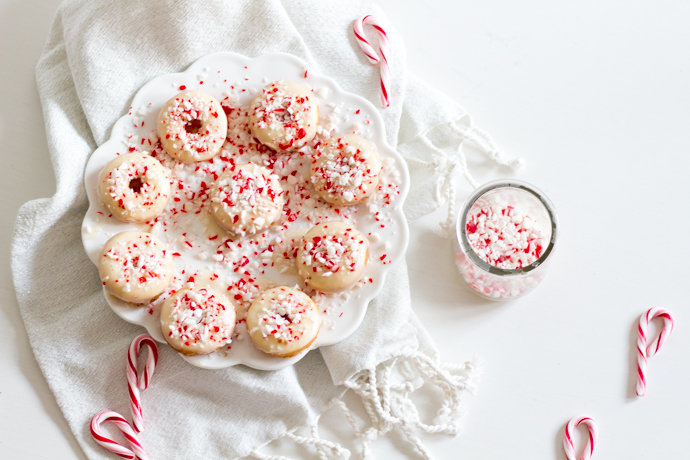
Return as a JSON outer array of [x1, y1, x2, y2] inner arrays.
[[97, 81, 384, 359]]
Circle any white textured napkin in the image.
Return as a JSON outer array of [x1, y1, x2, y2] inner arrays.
[[11, 0, 514, 458]]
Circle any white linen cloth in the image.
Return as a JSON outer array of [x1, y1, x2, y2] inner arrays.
[[11, 0, 517, 458]]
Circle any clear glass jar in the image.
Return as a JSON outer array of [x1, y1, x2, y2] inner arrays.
[[453, 180, 558, 300]]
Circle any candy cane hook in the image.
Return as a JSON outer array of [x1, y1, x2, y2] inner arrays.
[[563, 416, 598, 460], [353, 15, 392, 107], [636, 307, 674, 397], [90, 411, 150, 460], [127, 335, 159, 433]]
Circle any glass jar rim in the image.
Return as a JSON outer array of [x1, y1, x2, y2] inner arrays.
[[456, 179, 559, 276]]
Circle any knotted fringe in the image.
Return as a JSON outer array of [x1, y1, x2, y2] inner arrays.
[[405, 115, 526, 238], [250, 420, 350, 460], [250, 351, 481, 460]]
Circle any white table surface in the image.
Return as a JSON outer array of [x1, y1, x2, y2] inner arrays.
[[2, 0, 689, 458]]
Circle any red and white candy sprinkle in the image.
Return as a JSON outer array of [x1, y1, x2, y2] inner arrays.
[[127, 335, 159, 433], [90, 411, 149, 460], [636, 307, 674, 397], [465, 205, 545, 269], [563, 416, 598, 460], [353, 15, 391, 108]]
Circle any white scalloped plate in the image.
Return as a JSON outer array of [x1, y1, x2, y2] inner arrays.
[[81, 52, 409, 370]]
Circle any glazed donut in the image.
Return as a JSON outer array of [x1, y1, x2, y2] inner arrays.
[[160, 286, 236, 356], [297, 221, 369, 294], [249, 80, 319, 151], [246, 286, 322, 358], [210, 163, 284, 237], [99, 231, 173, 304], [310, 134, 383, 206], [157, 90, 227, 162], [98, 152, 171, 223]]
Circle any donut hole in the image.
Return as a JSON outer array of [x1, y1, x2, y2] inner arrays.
[[129, 177, 144, 193], [130, 255, 141, 268], [185, 119, 203, 134]]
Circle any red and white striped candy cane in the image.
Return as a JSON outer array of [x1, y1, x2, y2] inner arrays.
[[127, 334, 159, 433], [563, 416, 598, 460], [636, 307, 674, 397], [353, 15, 391, 108], [90, 411, 149, 460]]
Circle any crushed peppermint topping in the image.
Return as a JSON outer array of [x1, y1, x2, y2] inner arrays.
[[257, 290, 310, 343], [211, 165, 283, 236], [311, 136, 379, 203], [251, 81, 313, 150], [104, 157, 167, 213], [102, 236, 169, 290], [161, 93, 222, 158], [466, 205, 546, 269], [299, 229, 364, 274], [167, 288, 232, 346]]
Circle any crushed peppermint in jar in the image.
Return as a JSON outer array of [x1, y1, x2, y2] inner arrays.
[[465, 205, 545, 269]]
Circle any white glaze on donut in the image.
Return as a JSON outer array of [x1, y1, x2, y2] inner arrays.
[[246, 286, 321, 358], [157, 90, 227, 162], [99, 231, 173, 303], [160, 286, 236, 356], [297, 221, 369, 294], [249, 81, 319, 151], [98, 152, 171, 223], [310, 134, 383, 206], [210, 163, 284, 236]]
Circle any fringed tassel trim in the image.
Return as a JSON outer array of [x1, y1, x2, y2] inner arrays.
[[251, 352, 481, 460]]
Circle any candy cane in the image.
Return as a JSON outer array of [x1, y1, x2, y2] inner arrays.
[[90, 411, 149, 460], [127, 334, 159, 433], [636, 307, 674, 397], [563, 416, 598, 460], [91, 335, 158, 458], [353, 15, 392, 108]]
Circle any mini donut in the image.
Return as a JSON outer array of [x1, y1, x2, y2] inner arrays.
[[310, 134, 383, 206], [297, 221, 369, 293], [160, 286, 236, 356], [210, 163, 284, 236], [157, 90, 228, 162], [98, 152, 171, 223], [99, 231, 173, 304], [246, 286, 322, 358], [249, 80, 319, 151]]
